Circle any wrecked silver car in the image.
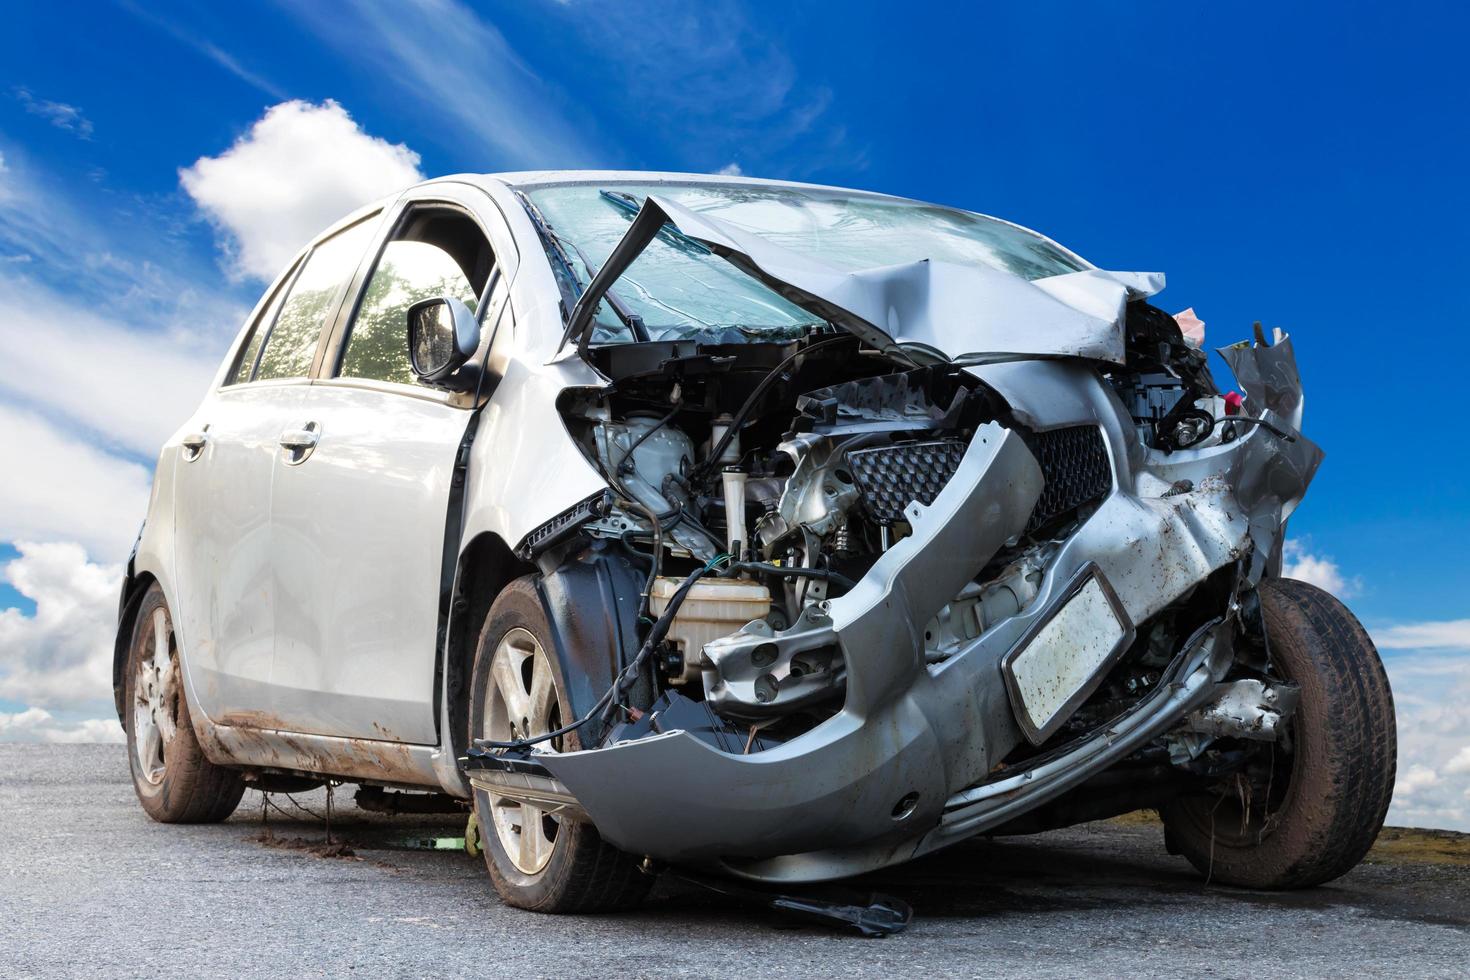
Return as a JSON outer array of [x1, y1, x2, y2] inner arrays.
[[116, 172, 1395, 914]]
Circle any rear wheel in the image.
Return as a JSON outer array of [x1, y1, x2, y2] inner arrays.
[[124, 583, 246, 823], [468, 575, 650, 912], [1161, 578, 1396, 888]]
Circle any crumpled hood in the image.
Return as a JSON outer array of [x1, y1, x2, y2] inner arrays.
[[635, 194, 1165, 365]]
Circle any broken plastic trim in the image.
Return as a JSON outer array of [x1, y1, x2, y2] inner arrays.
[[513, 490, 609, 561]]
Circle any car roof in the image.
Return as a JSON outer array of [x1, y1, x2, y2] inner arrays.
[[423, 170, 943, 211]]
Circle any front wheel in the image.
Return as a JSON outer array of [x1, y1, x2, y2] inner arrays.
[[468, 575, 651, 912], [1161, 578, 1397, 888]]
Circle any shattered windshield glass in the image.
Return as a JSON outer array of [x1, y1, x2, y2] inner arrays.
[[523, 182, 1088, 346]]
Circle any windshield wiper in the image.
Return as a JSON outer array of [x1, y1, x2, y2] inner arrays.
[[516, 191, 647, 345], [600, 190, 712, 256]]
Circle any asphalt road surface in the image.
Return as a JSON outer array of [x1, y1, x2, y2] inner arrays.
[[4, 744, 1468, 978]]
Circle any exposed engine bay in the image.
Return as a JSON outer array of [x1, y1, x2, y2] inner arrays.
[[462, 188, 1335, 886], [532, 298, 1245, 743]]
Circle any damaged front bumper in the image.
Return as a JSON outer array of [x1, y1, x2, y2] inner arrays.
[[469, 338, 1321, 884]]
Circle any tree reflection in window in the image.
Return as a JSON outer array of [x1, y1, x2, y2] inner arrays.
[[255, 218, 376, 382], [341, 241, 479, 386]]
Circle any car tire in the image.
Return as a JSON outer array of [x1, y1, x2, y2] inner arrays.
[[468, 575, 651, 912], [1160, 577, 1397, 888], [125, 583, 246, 823]]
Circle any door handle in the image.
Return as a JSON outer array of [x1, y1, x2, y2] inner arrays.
[[181, 426, 209, 462], [279, 421, 321, 464]]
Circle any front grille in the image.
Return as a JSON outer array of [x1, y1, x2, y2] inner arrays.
[[1024, 425, 1112, 534], [847, 440, 966, 526], [845, 425, 1111, 534]]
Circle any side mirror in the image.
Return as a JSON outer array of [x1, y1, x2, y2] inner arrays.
[[407, 296, 480, 384]]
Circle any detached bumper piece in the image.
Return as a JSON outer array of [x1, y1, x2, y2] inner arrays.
[[462, 746, 590, 823]]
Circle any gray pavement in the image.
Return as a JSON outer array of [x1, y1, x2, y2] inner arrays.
[[3, 744, 1468, 977]]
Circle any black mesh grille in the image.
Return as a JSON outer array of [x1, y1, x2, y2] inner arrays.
[[847, 440, 966, 526], [1024, 425, 1112, 534], [845, 426, 1111, 533]]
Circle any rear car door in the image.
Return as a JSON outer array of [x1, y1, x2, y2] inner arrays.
[[171, 213, 381, 726], [267, 194, 507, 743]]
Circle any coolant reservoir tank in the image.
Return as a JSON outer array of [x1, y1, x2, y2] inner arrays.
[[649, 577, 772, 685]]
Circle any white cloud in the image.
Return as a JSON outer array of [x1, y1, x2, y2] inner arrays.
[[0, 707, 123, 744], [180, 99, 422, 281], [1375, 619, 1470, 652], [1384, 651, 1470, 831], [1281, 539, 1359, 598], [13, 87, 94, 139], [715, 162, 744, 176], [0, 406, 153, 560], [1395, 763, 1441, 796], [0, 543, 121, 720], [1444, 746, 1470, 776]]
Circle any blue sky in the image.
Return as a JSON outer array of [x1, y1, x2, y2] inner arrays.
[[2, 1, 1467, 823]]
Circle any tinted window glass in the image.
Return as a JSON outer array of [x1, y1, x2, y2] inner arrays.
[[255, 218, 375, 382], [339, 208, 493, 386]]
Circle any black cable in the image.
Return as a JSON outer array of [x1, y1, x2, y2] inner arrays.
[[472, 561, 725, 750], [1222, 414, 1297, 443], [694, 335, 852, 480], [727, 561, 858, 591]]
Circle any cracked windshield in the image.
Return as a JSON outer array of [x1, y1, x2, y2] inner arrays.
[[525, 183, 1087, 345]]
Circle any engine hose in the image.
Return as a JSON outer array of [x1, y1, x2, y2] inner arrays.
[[726, 561, 858, 591]]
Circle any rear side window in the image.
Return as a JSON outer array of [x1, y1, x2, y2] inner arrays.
[[338, 207, 494, 386], [252, 218, 376, 382], [228, 277, 290, 385]]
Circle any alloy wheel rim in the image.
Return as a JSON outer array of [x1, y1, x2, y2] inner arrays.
[[483, 627, 562, 874], [132, 606, 180, 786]]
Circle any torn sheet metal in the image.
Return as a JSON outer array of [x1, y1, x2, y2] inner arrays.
[[650, 193, 1162, 365], [1216, 333, 1324, 579], [563, 193, 1164, 366]]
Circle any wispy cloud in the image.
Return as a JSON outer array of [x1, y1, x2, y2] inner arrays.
[[12, 87, 94, 139], [1375, 619, 1470, 651], [180, 99, 421, 281], [118, 1, 289, 100], [528, 0, 859, 177], [279, 0, 605, 169]]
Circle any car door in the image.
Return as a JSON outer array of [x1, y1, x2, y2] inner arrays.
[[266, 195, 509, 744], [171, 212, 382, 727]]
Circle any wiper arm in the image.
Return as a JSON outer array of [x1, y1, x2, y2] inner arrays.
[[516, 191, 647, 346], [554, 233, 648, 343]]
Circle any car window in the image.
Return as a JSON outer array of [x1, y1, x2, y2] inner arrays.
[[254, 218, 377, 382], [339, 207, 494, 386], [227, 276, 290, 385]]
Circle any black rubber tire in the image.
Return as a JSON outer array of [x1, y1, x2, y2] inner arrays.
[[124, 583, 246, 823], [468, 575, 651, 913], [1160, 577, 1397, 888]]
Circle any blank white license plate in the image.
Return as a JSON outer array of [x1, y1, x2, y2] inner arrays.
[[1002, 570, 1130, 743]]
